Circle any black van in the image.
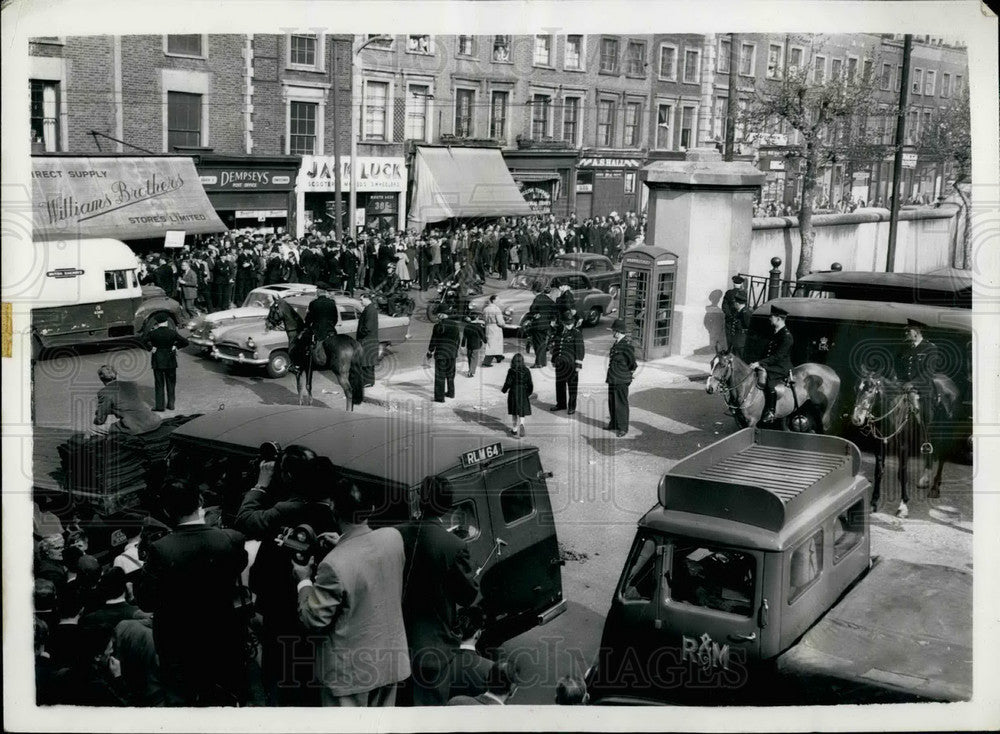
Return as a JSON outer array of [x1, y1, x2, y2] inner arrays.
[[165, 405, 566, 645], [794, 269, 972, 309]]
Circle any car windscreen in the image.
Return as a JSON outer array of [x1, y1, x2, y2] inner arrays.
[[243, 292, 274, 308], [668, 539, 756, 618], [509, 274, 538, 291]]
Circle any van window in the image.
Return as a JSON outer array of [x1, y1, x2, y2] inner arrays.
[[620, 535, 658, 602], [445, 500, 481, 542], [788, 530, 823, 603], [669, 542, 755, 618], [104, 269, 132, 291], [499, 481, 534, 524], [833, 500, 866, 563]]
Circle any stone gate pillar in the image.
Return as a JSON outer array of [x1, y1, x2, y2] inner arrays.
[[639, 148, 764, 356]]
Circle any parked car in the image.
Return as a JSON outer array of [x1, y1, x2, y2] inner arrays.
[[552, 253, 621, 295], [211, 293, 410, 378], [467, 268, 614, 332], [794, 269, 971, 309], [187, 283, 318, 350]]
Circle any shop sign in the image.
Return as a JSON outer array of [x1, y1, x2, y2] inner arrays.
[[901, 152, 918, 169], [164, 230, 186, 248], [366, 192, 398, 215], [234, 210, 287, 219], [199, 169, 294, 191], [576, 183, 593, 193], [578, 157, 641, 169], [298, 156, 407, 193], [768, 160, 785, 171]]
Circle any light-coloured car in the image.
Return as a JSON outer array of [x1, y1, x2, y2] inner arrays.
[[187, 283, 317, 349], [468, 268, 614, 332], [211, 294, 411, 378]]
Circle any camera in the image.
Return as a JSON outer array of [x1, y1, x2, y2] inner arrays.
[[274, 524, 338, 565], [259, 441, 283, 462]]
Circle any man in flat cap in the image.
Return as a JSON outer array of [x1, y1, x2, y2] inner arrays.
[[749, 305, 793, 424], [721, 275, 747, 352]]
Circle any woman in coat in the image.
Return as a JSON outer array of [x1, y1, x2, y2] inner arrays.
[[395, 245, 411, 288], [481, 294, 506, 367], [501, 353, 533, 437]]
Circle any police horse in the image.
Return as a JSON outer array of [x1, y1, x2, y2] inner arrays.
[[706, 347, 841, 433], [265, 298, 365, 410], [849, 371, 960, 517]]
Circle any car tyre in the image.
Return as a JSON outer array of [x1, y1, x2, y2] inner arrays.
[[266, 350, 291, 379], [585, 306, 602, 327]]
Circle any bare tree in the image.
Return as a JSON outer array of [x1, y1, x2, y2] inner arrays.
[[739, 42, 884, 278]]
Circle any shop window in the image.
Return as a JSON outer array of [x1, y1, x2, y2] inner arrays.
[[683, 49, 700, 83], [565, 35, 583, 70], [405, 84, 430, 141], [289, 100, 317, 155], [599, 37, 619, 73], [625, 41, 645, 76], [833, 500, 866, 563], [499, 482, 534, 524], [767, 43, 783, 78], [788, 530, 823, 603], [738, 43, 755, 77], [364, 81, 389, 141], [718, 39, 731, 74], [167, 91, 202, 150], [624, 101, 641, 147], [530, 94, 551, 139], [445, 500, 481, 542], [597, 99, 615, 146], [166, 35, 203, 57], [655, 103, 674, 149], [669, 542, 756, 618], [620, 535, 658, 602], [490, 90, 508, 140], [562, 96, 580, 145], [457, 35, 476, 57], [30, 80, 61, 152], [493, 35, 511, 63], [455, 88, 475, 137], [406, 35, 432, 54], [533, 35, 552, 66]]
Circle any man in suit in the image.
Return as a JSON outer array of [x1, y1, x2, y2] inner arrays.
[[446, 660, 518, 705], [525, 282, 557, 368], [461, 315, 486, 378], [151, 256, 177, 298], [749, 304, 794, 424], [79, 567, 150, 637], [93, 364, 162, 434], [398, 476, 480, 705], [294, 477, 410, 707], [356, 291, 380, 388], [144, 317, 189, 412], [426, 310, 462, 403], [721, 275, 747, 351], [549, 312, 585, 415], [446, 606, 497, 700], [606, 319, 638, 437], [135, 478, 249, 706]]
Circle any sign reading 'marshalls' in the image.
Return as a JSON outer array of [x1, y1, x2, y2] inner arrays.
[[297, 156, 407, 193], [31, 156, 226, 240]]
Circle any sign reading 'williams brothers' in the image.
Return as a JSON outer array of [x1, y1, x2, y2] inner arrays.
[[31, 156, 227, 240]]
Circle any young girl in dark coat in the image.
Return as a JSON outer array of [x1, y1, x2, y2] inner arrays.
[[501, 352, 533, 437]]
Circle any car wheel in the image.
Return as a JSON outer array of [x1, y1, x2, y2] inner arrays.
[[585, 306, 602, 327], [266, 350, 291, 378], [142, 312, 175, 338]]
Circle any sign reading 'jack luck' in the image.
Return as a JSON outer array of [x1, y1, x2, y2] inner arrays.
[[298, 155, 407, 193], [31, 157, 226, 240]]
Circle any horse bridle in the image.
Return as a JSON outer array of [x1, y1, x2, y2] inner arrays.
[[711, 355, 758, 413], [854, 377, 912, 443]]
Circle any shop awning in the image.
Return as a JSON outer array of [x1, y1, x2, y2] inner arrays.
[[32, 156, 227, 241], [510, 170, 561, 182], [407, 147, 532, 231]]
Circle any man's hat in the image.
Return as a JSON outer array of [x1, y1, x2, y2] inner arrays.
[[315, 281, 333, 291], [906, 318, 929, 330], [734, 290, 747, 303], [771, 305, 789, 317], [610, 318, 627, 332], [732, 275, 745, 284], [561, 311, 576, 324]]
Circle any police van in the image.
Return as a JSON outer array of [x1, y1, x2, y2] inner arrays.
[[30, 238, 183, 359]]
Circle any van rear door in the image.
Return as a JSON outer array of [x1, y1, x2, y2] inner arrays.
[[477, 450, 562, 634]]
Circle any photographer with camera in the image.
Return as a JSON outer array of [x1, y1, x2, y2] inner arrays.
[[293, 477, 410, 707], [234, 443, 339, 707]]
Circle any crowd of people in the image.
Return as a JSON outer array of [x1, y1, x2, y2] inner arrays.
[[32, 455, 592, 707], [753, 192, 940, 218], [137, 212, 645, 318]]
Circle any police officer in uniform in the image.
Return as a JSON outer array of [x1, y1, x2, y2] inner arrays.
[[606, 319, 638, 437], [729, 290, 751, 360], [892, 318, 939, 438], [749, 305, 793, 424], [721, 275, 746, 351], [549, 312, 585, 415], [426, 310, 462, 403]]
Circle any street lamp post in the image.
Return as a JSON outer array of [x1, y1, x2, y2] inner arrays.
[[349, 35, 392, 240]]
